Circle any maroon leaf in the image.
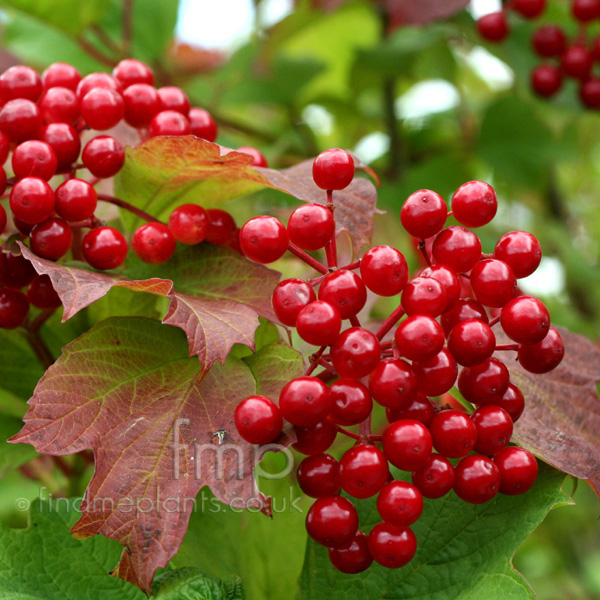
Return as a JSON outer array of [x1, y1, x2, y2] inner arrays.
[[508, 327, 600, 495], [10, 317, 304, 591]]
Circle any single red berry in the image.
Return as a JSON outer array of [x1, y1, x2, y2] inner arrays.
[[272, 278, 316, 327], [0, 204, 6, 234], [401, 276, 447, 317], [512, 0, 546, 18], [377, 480, 423, 527], [562, 45, 593, 80], [394, 314, 445, 362], [454, 454, 501, 504], [383, 419, 432, 471], [296, 300, 342, 346], [328, 531, 373, 574], [430, 409, 478, 458], [441, 298, 489, 337], [518, 326, 564, 373], [420, 264, 460, 312], [412, 348, 458, 397], [42, 62, 81, 92], [0, 253, 36, 288], [330, 327, 380, 379], [312, 148, 355, 191], [472, 405, 514, 456], [412, 454, 455, 499], [82, 135, 125, 178], [470, 259, 517, 308], [339, 443, 389, 499], [432, 226, 482, 274], [82, 226, 128, 270], [400, 189, 447, 239], [168, 204, 208, 245], [132, 222, 176, 265], [572, 0, 600, 22], [238, 146, 268, 167], [297, 453, 341, 498], [369, 358, 418, 409], [76, 72, 122, 99], [0, 65, 42, 102], [30, 217, 73, 260], [329, 378, 372, 426], [360, 245, 408, 296], [368, 522, 417, 569], [12, 140, 58, 181], [306, 496, 359, 548], [318, 270, 367, 320], [40, 123, 81, 171], [0, 98, 43, 142], [234, 395, 282, 445], [531, 64, 563, 97], [55, 179, 98, 222], [157, 86, 190, 115], [494, 446, 538, 494], [188, 107, 218, 141], [496, 383, 525, 422], [494, 231, 542, 278], [205, 209, 237, 246], [287, 204, 335, 251], [0, 288, 29, 329], [13, 217, 34, 236], [477, 12, 509, 42], [122, 83, 160, 128], [532, 26, 566, 58], [580, 78, 600, 109], [149, 110, 191, 137], [10, 177, 55, 225], [447, 319, 496, 366], [293, 419, 338, 455], [27, 274, 61, 309], [81, 88, 125, 131], [240, 216, 289, 264], [38, 86, 80, 125], [279, 376, 330, 427], [386, 393, 435, 427], [501, 296, 550, 344], [112, 58, 154, 89], [451, 181, 497, 228], [458, 357, 510, 405], [0, 131, 9, 164]]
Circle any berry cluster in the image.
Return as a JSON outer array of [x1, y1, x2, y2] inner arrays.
[[234, 148, 564, 574], [0, 59, 265, 329], [476, 0, 600, 108]]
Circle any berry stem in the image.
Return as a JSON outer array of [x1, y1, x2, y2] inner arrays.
[[97, 194, 164, 224], [287, 242, 328, 274], [324, 190, 338, 269], [349, 315, 361, 327], [307, 273, 328, 287], [305, 346, 327, 376], [76, 36, 118, 68], [376, 304, 405, 340], [337, 426, 362, 441], [359, 414, 371, 437], [489, 315, 501, 327], [417, 240, 431, 266], [447, 210, 453, 217], [316, 356, 337, 374], [495, 343, 520, 351], [23, 324, 54, 369], [339, 259, 361, 271]]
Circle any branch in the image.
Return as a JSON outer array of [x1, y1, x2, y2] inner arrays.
[[77, 36, 118, 68], [97, 193, 164, 224]]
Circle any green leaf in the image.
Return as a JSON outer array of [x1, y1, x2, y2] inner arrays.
[[154, 567, 245, 600], [0, 498, 145, 599], [0, 412, 37, 479], [299, 464, 570, 600], [0, 329, 44, 399]]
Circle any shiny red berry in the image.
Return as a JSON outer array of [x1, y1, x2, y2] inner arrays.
[[394, 314, 445, 362], [432, 226, 482, 274], [451, 181, 497, 228], [360, 245, 408, 296], [82, 226, 128, 270], [287, 204, 335, 251], [430, 409, 478, 458], [188, 107, 218, 141], [328, 531, 373, 574], [458, 357, 510, 405], [38, 86, 80, 125], [318, 270, 367, 320], [122, 83, 160, 128], [377, 480, 423, 527], [240, 216, 288, 264], [339, 443, 389, 499], [369, 358, 417, 409], [40, 123, 81, 171], [27, 274, 61, 309], [329, 378, 372, 426], [412, 348, 458, 397], [12, 140, 58, 181], [470, 259, 517, 308], [132, 222, 176, 265], [296, 300, 342, 346], [412, 454, 455, 499], [306, 496, 359, 548], [234, 395, 282, 445], [383, 419, 432, 471], [42, 62, 81, 92], [0, 288, 29, 329], [205, 209, 237, 246], [517, 326, 564, 373], [472, 405, 514, 456], [55, 179, 98, 222], [477, 12, 509, 42], [494, 446, 538, 494], [386, 393, 435, 427], [113, 58, 154, 89], [30, 217, 73, 260], [368, 522, 417, 569], [312, 148, 355, 191], [454, 454, 501, 504], [531, 64, 563, 98], [279, 376, 330, 427], [10, 177, 55, 225], [157, 86, 190, 115], [272, 278, 316, 327], [149, 110, 191, 137], [494, 231, 542, 278], [447, 319, 496, 366], [82, 135, 125, 178], [297, 453, 341, 498], [400, 189, 447, 239], [293, 419, 338, 455]]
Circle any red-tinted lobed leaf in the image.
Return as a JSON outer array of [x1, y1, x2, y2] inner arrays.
[[11, 317, 304, 592], [507, 327, 600, 495], [19, 242, 278, 372]]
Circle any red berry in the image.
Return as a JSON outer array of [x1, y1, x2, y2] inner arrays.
[[0, 204, 6, 234], [112, 59, 154, 89], [287, 204, 335, 251], [496, 383, 525, 422], [279, 376, 330, 427], [42, 62, 81, 92], [412, 454, 455, 499], [494, 446, 538, 494], [401, 276, 447, 317], [12, 140, 57, 181], [580, 78, 600, 109], [572, 0, 600, 22], [368, 522, 417, 569], [122, 83, 160, 128], [234, 395, 282, 445], [0, 253, 36, 288], [386, 393, 435, 427], [82, 226, 128, 270], [82, 135, 125, 178], [0, 288, 29, 329], [394, 314, 445, 362], [149, 110, 191, 137], [512, 0, 546, 18], [472, 405, 514, 456], [312, 148, 355, 191], [38, 86, 80, 125], [532, 26, 566, 58], [205, 209, 237, 246], [0, 65, 42, 102], [293, 419, 338, 455], [328, 531, 373, 574], [447, 319, 496, 366], [240, 216, 289, 263], [30, 217, 73, 260], [330, 327, 380, 378], [81, 88, 125, 131], [238, 146, 268, 167], [383, 419, 432, 471], [157, 86, 190, 115], [400, 189, 447, 239], [412, 348, 458, 397], [432, 226, 482, 274], [188, 107, 218, 141], [420, 264, 460, 312], [339, 443, 389, 499], [306, 496, 359, 547], [369, 358, 418, 409], [477, 12, 509, 42], [470, 259, 517, 308], [296, 300, 342, 346], [517, 326, 564, 373], [531, 64, 563, 97], [494, 231, 542, 278], [0, 98, 42, 142], [360, 245, 408, 296], [500, 296, 550, 344], [329, 378, 372, 426], [297, 453, 341, 498], [168, 204, 208, 245], [562, 45, 593, 80], [377, 480, 423, 527], [318, 270, 367, 320], [0, 131, 9, 164], [132, 222, 176, 265], [458, 357, 510, 405], [454, 454, 501, 504], [10, 177, 55, 225], [451, 181, 497, 228], [430, 409, 478, 458], [27, 274, 61, 309], [40, 123, 81, 171], [55, 179, 98, 222], [76, 73, 122, 100], [272, 278, 316, 327]]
